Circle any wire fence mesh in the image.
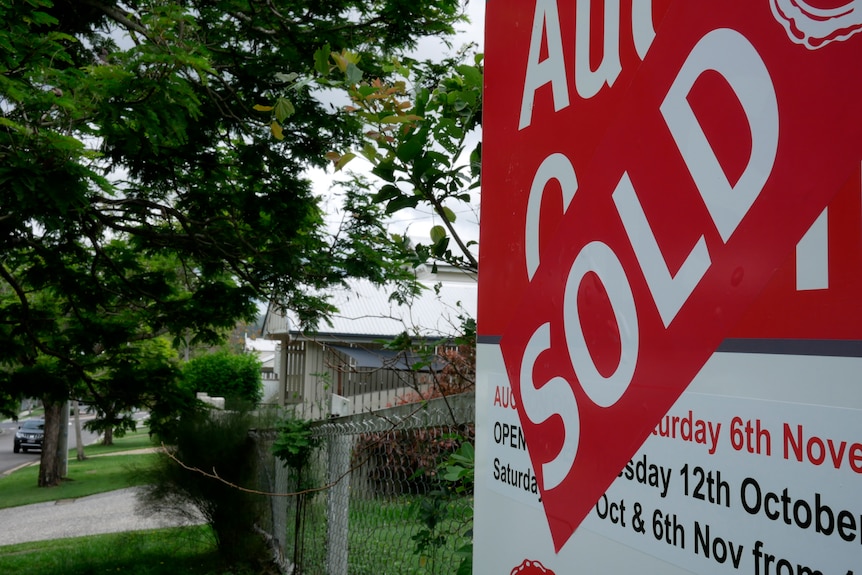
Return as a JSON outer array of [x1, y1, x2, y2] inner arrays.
[[253, 392, 475, 575]]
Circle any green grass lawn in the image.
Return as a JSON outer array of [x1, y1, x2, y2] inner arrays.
[[0, 452, 156, 509], [78, 427, 158, 455], [294, 493, 473, 575], [0, 429, 251, 575], [17, 407, 45, 419], [0, 427, 159, 509], [0, 525, 230, 575]]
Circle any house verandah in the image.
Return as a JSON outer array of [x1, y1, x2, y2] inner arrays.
[[269, 337, 446, 419], [262, 266, 476, 420]]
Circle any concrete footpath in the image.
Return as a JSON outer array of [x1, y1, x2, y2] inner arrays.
[[0, 487, 204, 547]]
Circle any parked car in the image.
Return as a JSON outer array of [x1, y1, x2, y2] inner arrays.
[[13, 419, 44, 453]]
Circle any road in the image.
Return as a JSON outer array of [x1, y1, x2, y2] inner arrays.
[[0, 415, 102, 476]]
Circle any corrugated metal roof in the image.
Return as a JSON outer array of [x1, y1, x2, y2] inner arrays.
[[244, 338, 277, 352], [265, 275, 476, 341]]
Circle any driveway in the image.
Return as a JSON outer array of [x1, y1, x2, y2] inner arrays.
[[0, 487, 204, 547]]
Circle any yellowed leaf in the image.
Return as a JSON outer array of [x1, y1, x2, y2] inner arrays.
[[380, 114, 422, 124], [270, 121, 284, 140], [335, 152, 356, 171], [331, 52, 347, 73]]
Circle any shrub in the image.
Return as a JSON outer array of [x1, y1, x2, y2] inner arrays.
[[354, 425, 474, 496], [360, 340, 475, 496], [182, 351, 262, 408], [389, 343, 476, 406], [138, 408, 269, 567]]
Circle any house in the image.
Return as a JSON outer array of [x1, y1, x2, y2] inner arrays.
[[262, 265, 476, 419], [243, 336, 279, 402]]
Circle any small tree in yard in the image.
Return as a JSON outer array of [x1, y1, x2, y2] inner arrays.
[[182, 351, 263, 409], [140, 408, 268, 568], [82, 338, 181, 446], [272, 416, 320, 570]]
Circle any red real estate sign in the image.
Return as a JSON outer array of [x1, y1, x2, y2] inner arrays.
[[479, 0, 674, 337], [729, 170, 862, 342], [485, 1, 862, 552]]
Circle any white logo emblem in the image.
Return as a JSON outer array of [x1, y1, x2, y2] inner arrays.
[[770, 0, 862, 49]]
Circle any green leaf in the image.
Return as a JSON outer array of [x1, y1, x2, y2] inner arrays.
[[253, 104, 273, 112], [372, 161, 397, 183], [356, 85, 377, 99], [314, 44, 331, 75], [431, 236, 450, 257], [331, 51, 348, 73], [456, 553, 473, 575], [274, 97, 295, 122], [275, 72, 299, 83], [345, 62, 363, 84], [430, 225, 446, 245], [374, 184, 403, 202], [414, 88, 431, 116], [395, 132, 426, 163], [470, 142, 482, 178], [456, 64, 483, 88], [458, 441, 475, 460], [443, 465, 465, 481], [27, 10, 59, 26], [0, 118, 26, 133], [441, 206, 456, 223], [385, 195, 420, 214], [360, 142, 378, 162]]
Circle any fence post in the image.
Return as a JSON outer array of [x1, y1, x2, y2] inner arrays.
[[326, 434, 351, 575]]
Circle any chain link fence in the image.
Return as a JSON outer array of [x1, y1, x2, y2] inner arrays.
[[253, 392, 474, 575]]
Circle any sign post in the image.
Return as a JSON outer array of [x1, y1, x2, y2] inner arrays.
[[475, 1, 862, 573]]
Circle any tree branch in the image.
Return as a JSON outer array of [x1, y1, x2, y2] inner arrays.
[[81, 0, 151, 39]]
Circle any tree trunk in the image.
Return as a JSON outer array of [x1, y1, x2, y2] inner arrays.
[[102, 424, 114, 446], [57, 402, 69, 478], [72, 400, 86, 461], [38, 400, 64, 487]]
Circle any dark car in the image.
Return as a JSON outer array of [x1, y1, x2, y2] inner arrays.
[[13, 419, 44, 453]]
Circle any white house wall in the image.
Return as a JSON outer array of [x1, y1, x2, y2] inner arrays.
[[276, 340, 436, 419], [264, 270, 476, 419]]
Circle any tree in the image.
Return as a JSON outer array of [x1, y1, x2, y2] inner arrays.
[[0, 0, 466, 485], [0, 248, 205, 482], [182, 351, 263, 408], [140, 408, 266, 565], [82, 337, 181, 446], [273, 46, 483, 274]]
